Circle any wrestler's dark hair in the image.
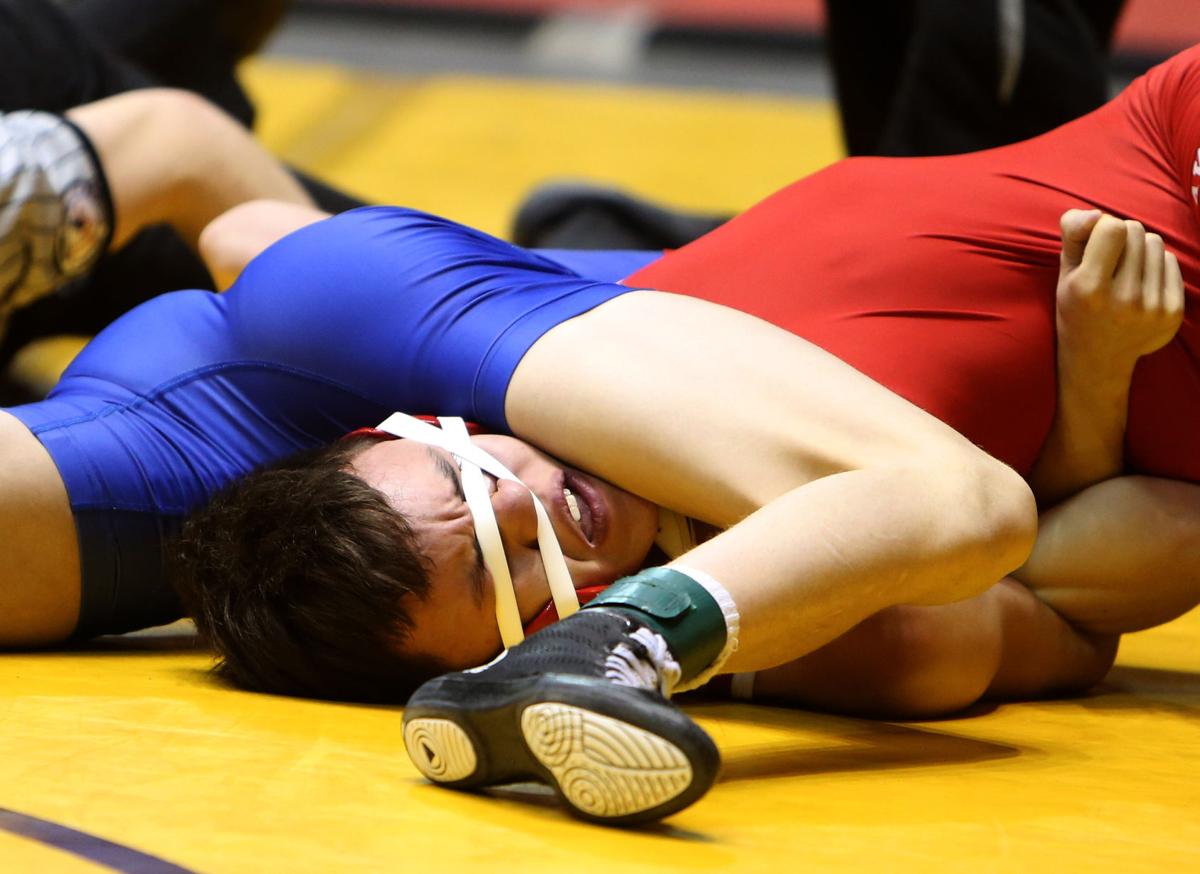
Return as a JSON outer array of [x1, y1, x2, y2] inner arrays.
[[170, 433, 445, 703]]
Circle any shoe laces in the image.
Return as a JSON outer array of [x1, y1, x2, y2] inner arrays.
[[603, 626, 682, 698]]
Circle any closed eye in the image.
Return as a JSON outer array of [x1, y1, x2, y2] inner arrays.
[[430, 448, 487, 603]]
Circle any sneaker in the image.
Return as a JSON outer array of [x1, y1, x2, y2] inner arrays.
[[402, 610, 720, 825]]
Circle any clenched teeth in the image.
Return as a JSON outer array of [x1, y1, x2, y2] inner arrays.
[[563, 488, 582, 523]]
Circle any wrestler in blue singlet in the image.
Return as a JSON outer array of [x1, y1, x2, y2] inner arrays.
[[4, 207, 659, 637]]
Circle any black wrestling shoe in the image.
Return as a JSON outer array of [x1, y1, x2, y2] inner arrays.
[[402, 610, 720, 825]]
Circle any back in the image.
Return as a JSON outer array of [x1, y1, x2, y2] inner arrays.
[[628, 46, 1200, 480]]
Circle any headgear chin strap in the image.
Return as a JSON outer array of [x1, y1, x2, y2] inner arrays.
[[372, 412, 580, 648]]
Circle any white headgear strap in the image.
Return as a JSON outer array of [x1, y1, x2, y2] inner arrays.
[[373, 412, 580, 648]]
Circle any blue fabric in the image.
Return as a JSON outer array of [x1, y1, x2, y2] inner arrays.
[[535, 248, 661, 282], [4, 206, 658, 635]]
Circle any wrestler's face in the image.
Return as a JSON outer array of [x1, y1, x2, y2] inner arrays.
[[351, 435, 659, 668]]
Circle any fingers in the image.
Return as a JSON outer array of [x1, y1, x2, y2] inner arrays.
[[1074, 214, 1129, 293], [1114, 219, 1146, 304], [1056, 209, 1187, 361], [1142, 232, 1164, 312], [1164, 250, 1185, 320], [1059, 209, 1102, 272]]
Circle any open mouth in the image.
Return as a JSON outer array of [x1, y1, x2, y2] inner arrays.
[[562, 470, 607, 547]]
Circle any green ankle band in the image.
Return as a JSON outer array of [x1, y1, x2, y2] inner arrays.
[[583, 567, 726, 682]]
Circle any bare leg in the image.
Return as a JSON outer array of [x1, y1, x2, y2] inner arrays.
[[66, 88, 312, 251], [198, 199, 331, 290], [745, 579, 1117, 718], [0, 413, 79, 644]]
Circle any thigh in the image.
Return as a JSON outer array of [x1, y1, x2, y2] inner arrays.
[[0, 411, 80, 644], [506, 290, 991, 528]]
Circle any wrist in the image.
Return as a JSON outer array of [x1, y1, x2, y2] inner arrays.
[[1056, 346, 1136, 402]]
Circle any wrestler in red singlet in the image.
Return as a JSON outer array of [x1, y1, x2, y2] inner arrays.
[[628, 46, 1200, 482]]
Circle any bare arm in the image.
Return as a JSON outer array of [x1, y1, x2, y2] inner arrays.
[[1015, 475, 1200, 634], [508, 291, 1037, 674], [747, 578, 1117, 718], [66, 89, 314, 252], [1028, 211, 1184, 506], [1019, 211, 1197, 634], [0, 412, 80, 644]]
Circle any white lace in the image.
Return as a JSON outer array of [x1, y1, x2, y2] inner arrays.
[[603, 626, 682, 698]]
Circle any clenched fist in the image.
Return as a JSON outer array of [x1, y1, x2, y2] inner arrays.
[[1056, 209, 1185, 367]]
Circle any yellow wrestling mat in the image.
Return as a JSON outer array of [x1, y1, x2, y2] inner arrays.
[[2, 59, 1196, 871], [1, 614, 1196, 871]]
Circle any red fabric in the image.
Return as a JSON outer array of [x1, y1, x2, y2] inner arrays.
[[626, 46, 1200, 483], [342, 417, 485, 441], [523, 584, 608, 636]]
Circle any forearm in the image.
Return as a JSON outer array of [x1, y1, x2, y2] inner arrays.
[[747, 579, 1118, 718], [66, 89, 312, 252], [1027, 351, 1133, 506], [1014, 475, 1200, 634], [1031, 213, 1183, 506], [667, 462, 1033, 675]]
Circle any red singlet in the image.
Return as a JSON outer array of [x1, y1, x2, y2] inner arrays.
[[626, 47, 1200, 482]]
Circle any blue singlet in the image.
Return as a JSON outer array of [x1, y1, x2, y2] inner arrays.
[[4, 207, 659, 636]]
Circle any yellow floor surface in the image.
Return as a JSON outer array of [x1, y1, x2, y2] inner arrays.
[[2, 59, 1197, 872]]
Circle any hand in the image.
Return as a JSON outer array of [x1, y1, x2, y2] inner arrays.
[[1056, 210, 1185, 368]]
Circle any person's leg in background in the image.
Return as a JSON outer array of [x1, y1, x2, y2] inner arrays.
[[61, 0, 366, 213], [514, 0, 1127, 248], [849, 0, 1126, 156], [0, 1, 364, 400], [822, 0, 917, 156]]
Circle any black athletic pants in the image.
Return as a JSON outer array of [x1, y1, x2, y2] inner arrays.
[[824, 0, 1127, 156]]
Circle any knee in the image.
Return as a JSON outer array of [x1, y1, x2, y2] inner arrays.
[[925, 454, 1038, 601], [972, 457, 1038, 578]]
